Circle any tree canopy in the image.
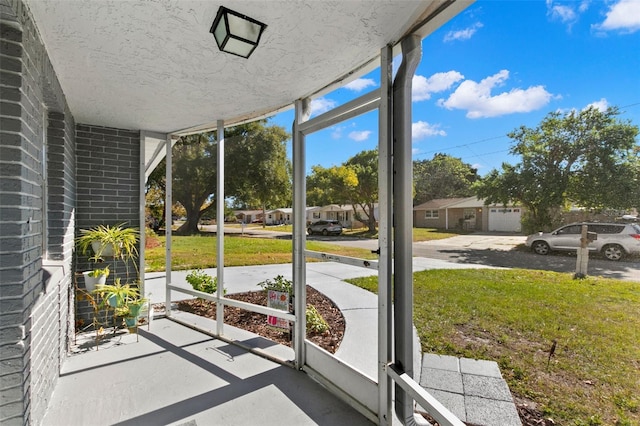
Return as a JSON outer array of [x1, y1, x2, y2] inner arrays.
[[225, 121, 292, 221], [474, 106, 639, 233], [147, 120, 291, 234], [306, 149, 378, 231], [413, 153, 479, 205]]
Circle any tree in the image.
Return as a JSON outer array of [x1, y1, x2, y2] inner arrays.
[[475, 106, 639, 233], [345, 149, 379, 232], [413, 153, 479, 205], [306, 149, 379, 232], [147, 121, 291, 234], [172, 133, 218, 234], [146, 159, 166, 229], [224, 121, 291, 225], [306, 165, 358, 207]]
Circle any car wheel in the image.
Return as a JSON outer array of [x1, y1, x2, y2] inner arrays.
[[307, 228, 313, 235], [532, 241, 550, 255], [603, 244, 624, 261], [322, 229, 329, 236]]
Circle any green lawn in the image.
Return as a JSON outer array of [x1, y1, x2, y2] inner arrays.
[[348, 269, 640, 425], [145, 234, 376, 272]]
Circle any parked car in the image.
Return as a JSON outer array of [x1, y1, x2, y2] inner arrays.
[[307, 220, 343, 236], [525, 222, 640, 261]]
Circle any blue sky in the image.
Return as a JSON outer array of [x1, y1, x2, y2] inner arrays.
[[269, 0, 640, 176]]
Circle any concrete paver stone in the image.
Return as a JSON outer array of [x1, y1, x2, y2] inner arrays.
[[420, 368, 464, 394], [465, 395, 522, 426], [463, 374, 514, 402], [416, 388, 467, 422], [421, 353, 460, 372], [460, 357, 504, 378]]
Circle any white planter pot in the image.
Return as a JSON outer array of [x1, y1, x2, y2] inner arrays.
[[82, 271, 107, 292], [91, 241, 115, 257]]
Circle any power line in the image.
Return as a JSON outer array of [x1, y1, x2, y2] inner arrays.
[[412, 101, 640, 161], [413, 134, 509, 159]]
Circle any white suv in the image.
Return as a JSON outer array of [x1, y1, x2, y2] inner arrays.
[[526, 222, 640, 261]]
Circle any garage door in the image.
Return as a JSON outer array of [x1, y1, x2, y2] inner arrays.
[[488, 207, 522, 232]]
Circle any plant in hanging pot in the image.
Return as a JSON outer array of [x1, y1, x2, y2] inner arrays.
[[76, 223, 139, 261], [82, 266, 110, 292]]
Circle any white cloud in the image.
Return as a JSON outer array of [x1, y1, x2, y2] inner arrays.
[[443, 22, 484, 42], [413, 71, 465, 101], [585, 98, 609, 112], [578, 0, 590, 13], [548, 2, 577, 23], [546, 0, 590, 30], [330, 125, 344, 139], [310, 97, 337, 115], [348, 130, 372, 142], [344, 78, 376, 92], [412, 121, 446, 140], [437, 70, 554, 118], [593, 0, 640, 33]]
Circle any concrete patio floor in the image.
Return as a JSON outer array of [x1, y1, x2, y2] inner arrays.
[[42, 318, 373, 426]]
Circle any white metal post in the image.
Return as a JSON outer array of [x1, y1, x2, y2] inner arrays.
[[165, 135, 173, 315], [293, 98, 311, 369], [378, 44, 393, 426], [139, 133, 146, 297], [393, 35, 422, 425], [216, 120, 225, 335]]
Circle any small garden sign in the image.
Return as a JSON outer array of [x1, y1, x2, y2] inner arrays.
[[267, 289, 289, 329]]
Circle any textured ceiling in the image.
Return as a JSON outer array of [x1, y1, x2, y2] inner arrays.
[[24, 0, 469, 135]]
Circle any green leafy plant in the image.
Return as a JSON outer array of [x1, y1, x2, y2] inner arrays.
[[306, 304, 329, 334], [76, 223, 139, 261], [257, 275, 292, 293], [87, 266, 110, 278], [186, 269, 218, 294], [114, 297, 147, 318], [93, 279, 140, 308]]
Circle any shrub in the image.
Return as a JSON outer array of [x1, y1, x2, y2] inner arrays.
[[257, 275, 292, 293], [306, 304, 329, 334], [186, 269, 218, 294]]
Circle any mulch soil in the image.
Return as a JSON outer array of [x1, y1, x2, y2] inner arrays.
[[176, 285, 345, 353]]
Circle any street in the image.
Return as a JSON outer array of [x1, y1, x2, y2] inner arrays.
[[324, 233, 640, 282]]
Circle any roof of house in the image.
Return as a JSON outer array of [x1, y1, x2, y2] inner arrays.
[[413, 198, 468, 210], [235, 210, 263, 216], [444, 197, 486, 209]]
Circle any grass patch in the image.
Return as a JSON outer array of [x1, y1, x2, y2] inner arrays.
[[145, 234, 376, 272], [348, 269, 640, 425]]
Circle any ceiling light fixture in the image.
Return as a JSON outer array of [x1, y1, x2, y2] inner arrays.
[[210, 6, 267, 59]]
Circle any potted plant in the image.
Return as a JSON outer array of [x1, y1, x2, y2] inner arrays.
[[82, 266, 110, 292], [115, 298, 148, 328], [76, 223, 139, 261], [94, 279, 140, 309]]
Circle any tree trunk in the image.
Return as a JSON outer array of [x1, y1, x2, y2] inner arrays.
[[366, 202, 376, 232], [176, 209, 201, 235]]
